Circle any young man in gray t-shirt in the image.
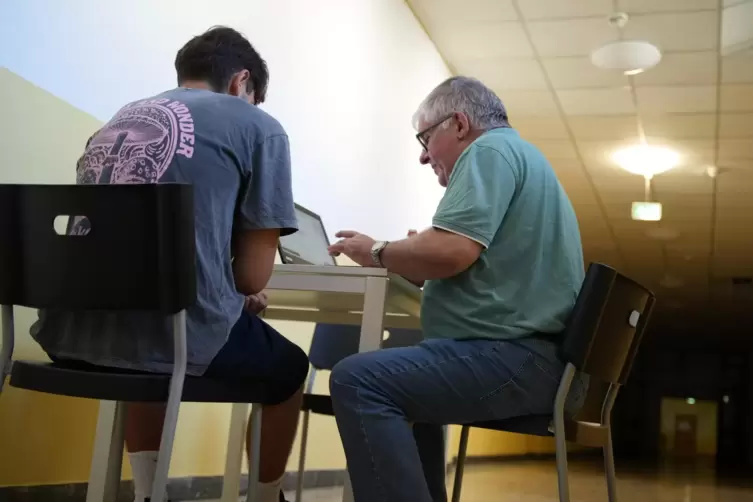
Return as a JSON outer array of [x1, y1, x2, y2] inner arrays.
[[31, 27, 305, 502]]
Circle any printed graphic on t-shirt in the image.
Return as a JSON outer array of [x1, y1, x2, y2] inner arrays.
[[77, 97, 196, 185], [71, 97, 196, 235]]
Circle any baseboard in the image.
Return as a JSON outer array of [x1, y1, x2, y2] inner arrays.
[[0, 469, 348, 501]]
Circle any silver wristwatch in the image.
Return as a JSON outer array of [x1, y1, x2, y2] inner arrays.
[[370, 240, 389, 267]]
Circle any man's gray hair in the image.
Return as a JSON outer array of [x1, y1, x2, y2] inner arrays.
[[412, 76, 509, 131]]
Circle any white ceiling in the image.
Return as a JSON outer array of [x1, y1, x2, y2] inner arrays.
[[407, 0, 753, 331]]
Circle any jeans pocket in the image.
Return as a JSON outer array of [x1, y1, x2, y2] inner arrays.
[[481, 351, 560, 419]]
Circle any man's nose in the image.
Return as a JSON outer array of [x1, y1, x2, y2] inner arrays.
[[419, 149, 430, 165]]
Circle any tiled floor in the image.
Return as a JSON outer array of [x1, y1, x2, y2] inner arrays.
[[243, 458, 753, 502]]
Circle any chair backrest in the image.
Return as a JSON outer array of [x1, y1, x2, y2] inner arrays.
[[560, 262, 656, 385], [0, 184, 196, 314], [308, 323, 423, 370]]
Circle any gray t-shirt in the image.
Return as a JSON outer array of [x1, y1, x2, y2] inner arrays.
[[31, 88, 297, 375]]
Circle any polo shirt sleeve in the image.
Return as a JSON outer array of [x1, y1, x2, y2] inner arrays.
[[432, 144, 517, 248]]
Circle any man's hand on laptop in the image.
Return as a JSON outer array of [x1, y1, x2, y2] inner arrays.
[[328, 230, 376, 267], [244, 292, 268, 315]]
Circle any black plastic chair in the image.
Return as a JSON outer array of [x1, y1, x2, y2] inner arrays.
[[450, 263, 655, 502], [0, 184, 267, 502], [295, 323, 423, 502]]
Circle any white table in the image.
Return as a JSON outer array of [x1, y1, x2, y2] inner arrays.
[[220, 264, 422, 502]]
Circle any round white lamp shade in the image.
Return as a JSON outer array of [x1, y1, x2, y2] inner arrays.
[[591, 40, 662, 75]]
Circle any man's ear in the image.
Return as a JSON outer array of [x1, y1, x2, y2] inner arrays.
[[454, 112, 472, 140], [228, 70, 251, 97]]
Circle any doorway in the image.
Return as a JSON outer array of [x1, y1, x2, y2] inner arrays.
[[674, 414, 698, 457], [659, 398, 718, 460]]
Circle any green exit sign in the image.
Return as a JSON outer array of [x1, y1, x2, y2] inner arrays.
[[631, 201, 662, 221]]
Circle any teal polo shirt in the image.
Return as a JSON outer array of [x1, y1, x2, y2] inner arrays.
[[421, 127, 584, 341]]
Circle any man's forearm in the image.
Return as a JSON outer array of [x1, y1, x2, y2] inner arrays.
[[405, 276, 426, 288], [379, 230, 459, 283], [380, 238, 433, 283]]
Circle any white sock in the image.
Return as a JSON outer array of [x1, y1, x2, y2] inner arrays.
[[257, 474, 284, 502], [129, 451, 168, 501]]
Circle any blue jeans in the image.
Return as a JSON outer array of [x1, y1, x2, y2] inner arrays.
[[329, 336, 586, 502]]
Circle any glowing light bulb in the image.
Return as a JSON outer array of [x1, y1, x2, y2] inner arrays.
[[612, 144, 680, 177]]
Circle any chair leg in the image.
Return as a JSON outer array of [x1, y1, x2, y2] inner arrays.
[[553, 363, 576, 502], [554, 424, 571, 502], [150, 391, 185, 502], [295, 410, 311, 502], [604, 429, 618, 502], [0, 304, 15, 395], [600, 383, 620, 502], [86, 400, 126, 502], [246, 403, 263, 502], [222, 403, 249, 502], [450, 425, 470, 502]]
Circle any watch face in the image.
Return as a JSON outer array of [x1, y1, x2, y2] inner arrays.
[[370, 241, 386, 266]]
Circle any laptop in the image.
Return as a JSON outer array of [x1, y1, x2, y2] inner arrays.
[[278, 203, 337, 266]]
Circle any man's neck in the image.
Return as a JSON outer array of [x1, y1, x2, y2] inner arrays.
[[179, 80, 213, 91], [466, 129, 486, 144], [454, 130, 485, 155]]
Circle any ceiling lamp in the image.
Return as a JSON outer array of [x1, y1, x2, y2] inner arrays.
[[591, 40, 662, 75], [591, 14, 662, 75], [617, 143, 680, 222], [611, 144, 680, 178]]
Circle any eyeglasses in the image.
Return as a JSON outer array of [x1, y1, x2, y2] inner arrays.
[[415, 114, 454, 151]]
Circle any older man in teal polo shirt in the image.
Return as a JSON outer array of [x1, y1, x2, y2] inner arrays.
[[327, 76, 586, 502]]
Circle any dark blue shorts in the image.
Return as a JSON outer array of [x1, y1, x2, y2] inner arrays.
[[204, 311, 309, 402], [50, 311, 309, 404]]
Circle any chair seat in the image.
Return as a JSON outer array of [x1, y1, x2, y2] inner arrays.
[[9, 361, 274, 404], [302, 393, 335, 415]]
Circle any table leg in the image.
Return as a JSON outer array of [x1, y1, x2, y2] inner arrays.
[[86, 400, 126, 502], [341, 276, 389, 502], [357, 276, 389, 352], [222, 403, 249, 502]]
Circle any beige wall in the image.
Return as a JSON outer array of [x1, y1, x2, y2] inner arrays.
[[0, 67, 108, 484]]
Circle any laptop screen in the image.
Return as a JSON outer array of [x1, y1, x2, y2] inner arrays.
[[279, 204, 337, 266]]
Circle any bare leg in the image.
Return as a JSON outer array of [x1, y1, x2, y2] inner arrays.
[[126, 403, 167, 451], [126, 387, 303, 480], [248, 387, 304, 482], [125, 388, 303, 499]]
